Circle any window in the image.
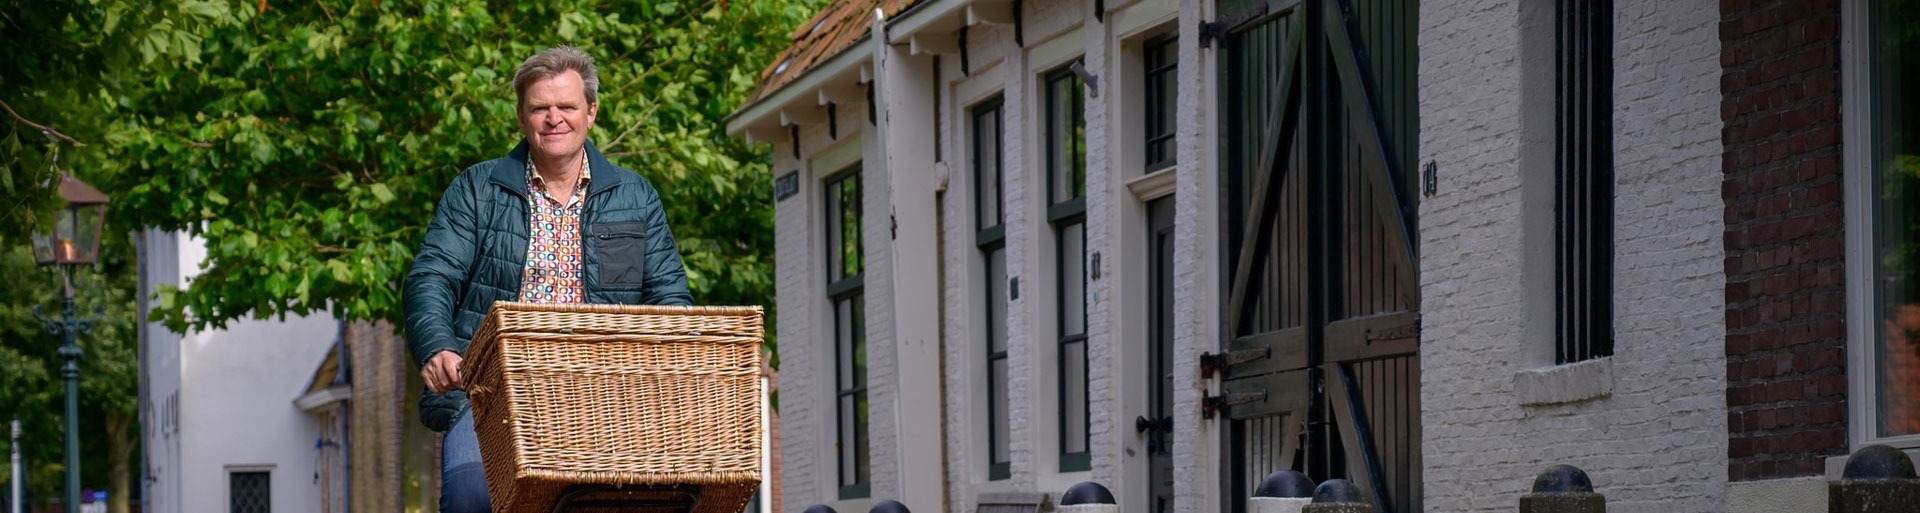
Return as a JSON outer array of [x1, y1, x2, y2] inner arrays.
[[1143, 35, 1178, 173], [1553, 0, 1613, 365], [1868, 2, 1920, 439], [230, 471, 270, 513], [826, 167, 869, 498], [1045, 65, 1090, 472], [974, 97, 1012, 481]]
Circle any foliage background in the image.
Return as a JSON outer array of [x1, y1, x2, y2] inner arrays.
[[108, 0, 797, 331], [0, 0, 806, 508]]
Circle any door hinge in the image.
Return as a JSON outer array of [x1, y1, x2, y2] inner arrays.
[[1200, 347, 1270, 379], [1203, 390, 1268, 419], [1199, 3, 1271, 49]]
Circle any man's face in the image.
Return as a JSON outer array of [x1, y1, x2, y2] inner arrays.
[[518, 69, 598, 165]]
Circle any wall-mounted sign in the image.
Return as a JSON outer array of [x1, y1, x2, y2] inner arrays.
[[775, 171, 799, 202]]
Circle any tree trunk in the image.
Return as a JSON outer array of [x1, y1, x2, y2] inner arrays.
[[105, 411, 132, 513]]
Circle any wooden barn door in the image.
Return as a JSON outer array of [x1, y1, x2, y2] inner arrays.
[[1210, 0, 1420, 511]]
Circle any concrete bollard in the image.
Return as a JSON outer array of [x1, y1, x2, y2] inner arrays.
[[1300, 479, 1372, 513], [871, 500, 911, 513], [1249, 470, 1315, 513], [1518, 465, 1604, 513], [1829, 445, 1920, 513], [1061, 482, 1118, 513]]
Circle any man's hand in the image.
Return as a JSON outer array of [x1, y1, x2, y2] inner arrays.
[[422, 351, 464, 395]]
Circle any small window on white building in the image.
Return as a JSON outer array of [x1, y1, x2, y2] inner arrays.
[[825, 165, 869, 498], [974, 96, 1012, 481], [230, 471, 270, 513], [1045, 64, 1090, 472]]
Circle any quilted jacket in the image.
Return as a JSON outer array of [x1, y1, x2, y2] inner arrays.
[[403, 139, 693, 432]]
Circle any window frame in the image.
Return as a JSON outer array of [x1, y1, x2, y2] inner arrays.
[[825, 166, 871, 499], [1846, 0, 1920, 450], [973, 95, 1013, 481], [1044, 64, 1092, 472]]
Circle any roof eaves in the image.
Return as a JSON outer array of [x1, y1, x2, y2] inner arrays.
[[726, 36, 876, 137]]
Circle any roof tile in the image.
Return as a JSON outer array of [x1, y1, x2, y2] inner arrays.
[[750, 0, 922, 102]]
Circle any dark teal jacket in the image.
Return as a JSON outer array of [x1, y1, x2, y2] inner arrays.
[[403, 139, 693, 432]]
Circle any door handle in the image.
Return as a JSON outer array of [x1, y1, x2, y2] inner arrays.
[[1136, 415, 1173, 434]]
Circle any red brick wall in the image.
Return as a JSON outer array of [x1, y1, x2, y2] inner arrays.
[[1721, 0, 1849, 481]]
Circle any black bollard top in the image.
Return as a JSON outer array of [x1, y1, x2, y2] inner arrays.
[[1530, 465, 1594, 493], [1843, 445, 1918, 480], [870, 500, 911, 513], [1254, 470, 1316, 498], [1062, 482, 1117, 506], [1311, 479, 1365, 504], [805, 505, 840, 513]]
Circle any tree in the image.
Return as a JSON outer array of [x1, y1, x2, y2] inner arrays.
[[1, 0, 233, 243], [103, 0, 807, 333], [2, 3, 218, 511]]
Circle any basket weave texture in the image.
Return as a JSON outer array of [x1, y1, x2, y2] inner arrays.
[[461, 302, 765, 513]]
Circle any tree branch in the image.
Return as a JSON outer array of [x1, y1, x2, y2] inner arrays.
[[0, 98, 85, 147], [600, 101, 664, 155]]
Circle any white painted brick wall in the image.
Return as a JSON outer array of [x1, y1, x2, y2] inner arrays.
[[1171, 3, 1222, 513], [1419, 0, 1725, 512], [1083, 1, 1119, 491], [1003, 20, 1037, 488], [774, 123, 820, 511], [867, 91, 903, 506]]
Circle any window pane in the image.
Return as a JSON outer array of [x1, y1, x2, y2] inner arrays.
[[854, 389, 871, 483], [837, 298, 854, 388], [976, 102, 1004, 230], [989, 247, 1008, 352], [1049, 71, 1086, 204], [1874, 2, 1920, 437], [991, 356, 1010, 464], [230, 472, 271, 513], [827, 179, 844, 281], [853, 294, 867, 388], [1063, 339, 1088, 454], [840, 394, 857, 485], [1072, 80, 1087, 198], [843, 175, 864, 277], [1145, 36, 1177, 170], [1061, 222, 1087, 337]]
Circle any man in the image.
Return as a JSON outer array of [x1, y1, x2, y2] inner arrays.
[[403, 46, 693, 513]]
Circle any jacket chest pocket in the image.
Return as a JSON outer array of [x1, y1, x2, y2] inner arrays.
[[590, 221, 649, 288]]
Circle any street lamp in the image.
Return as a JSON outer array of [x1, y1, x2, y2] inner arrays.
[[29, 176, 108, 513]]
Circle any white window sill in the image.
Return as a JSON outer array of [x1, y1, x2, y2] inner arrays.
[[1514, 356, 1613, 406]]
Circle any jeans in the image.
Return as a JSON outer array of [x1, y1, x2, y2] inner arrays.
[[441, 409, 492, 513]]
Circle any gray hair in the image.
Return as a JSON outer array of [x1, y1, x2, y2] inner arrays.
[[513, 45, 601, 107]]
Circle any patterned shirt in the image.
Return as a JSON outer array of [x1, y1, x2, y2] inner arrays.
[[518, 155, 592, 303]]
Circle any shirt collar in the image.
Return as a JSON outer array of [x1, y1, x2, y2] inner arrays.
[[525, 153, 593, 202]]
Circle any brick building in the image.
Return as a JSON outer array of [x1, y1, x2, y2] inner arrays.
[[726, 1, 1918, 512]]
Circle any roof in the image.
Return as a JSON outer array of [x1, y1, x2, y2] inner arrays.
[[748, 0, 922, 103], [303, 341, 345, 395]]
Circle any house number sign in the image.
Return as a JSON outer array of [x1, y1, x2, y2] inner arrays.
[[775, 171, 799, 202]]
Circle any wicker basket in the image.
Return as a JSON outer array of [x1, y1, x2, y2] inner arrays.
[[461, 302, 765, 513]]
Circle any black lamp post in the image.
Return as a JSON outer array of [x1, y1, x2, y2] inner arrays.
[[29, 176, 109, 513]]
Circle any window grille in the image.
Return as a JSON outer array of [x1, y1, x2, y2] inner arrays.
[[1554, 0, 1615, 364]]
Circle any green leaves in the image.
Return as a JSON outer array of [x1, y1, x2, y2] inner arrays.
[[81, 0, 814, 332]]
